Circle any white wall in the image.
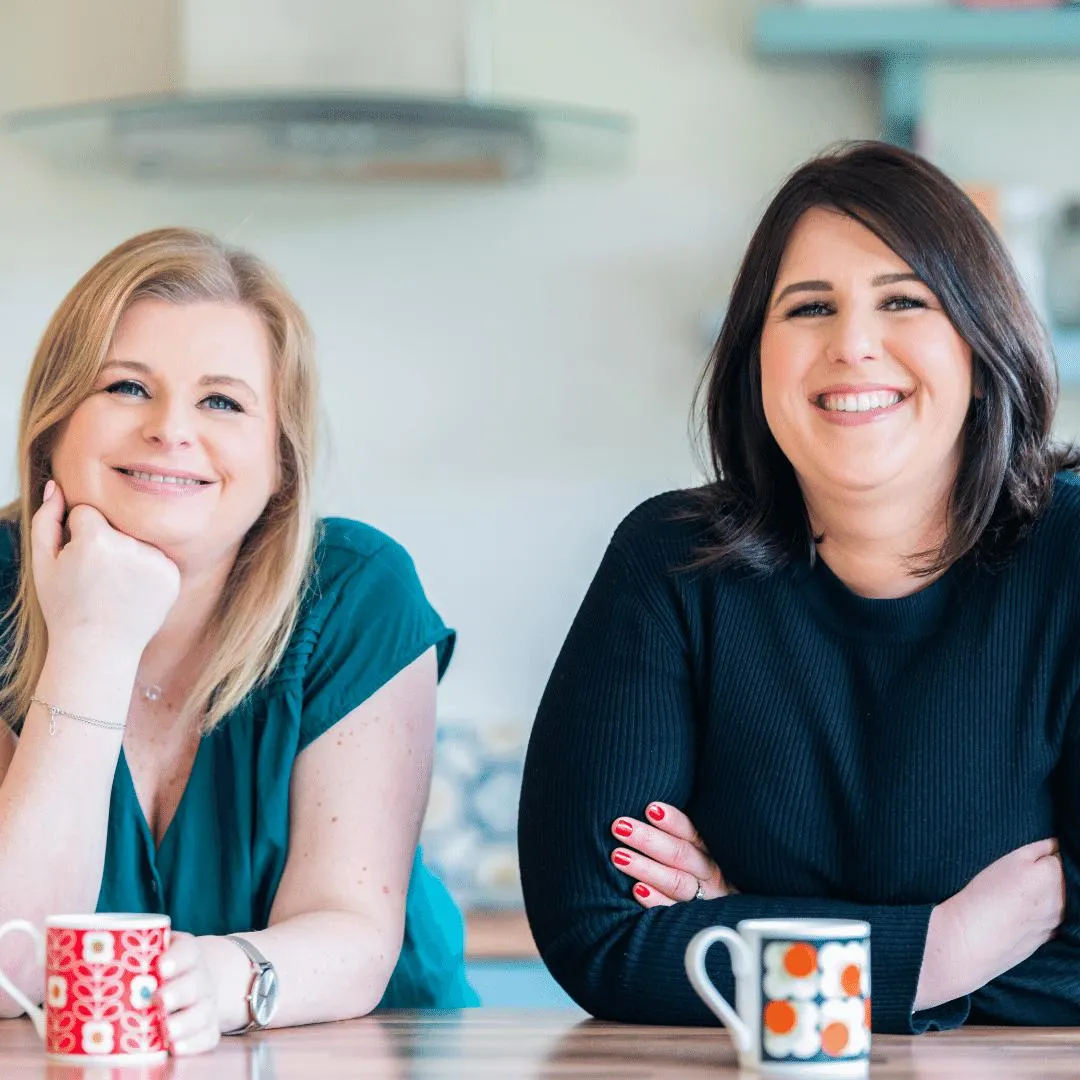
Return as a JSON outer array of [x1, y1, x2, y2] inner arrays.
[[0, 0, 1074, 729]]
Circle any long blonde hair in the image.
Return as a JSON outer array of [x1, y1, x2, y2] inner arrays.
[[0, 227, 319, 734]]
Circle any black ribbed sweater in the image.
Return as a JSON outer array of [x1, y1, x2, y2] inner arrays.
[[519, 474, 1080, 1034]]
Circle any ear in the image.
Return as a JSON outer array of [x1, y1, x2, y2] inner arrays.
[[971, 361, 985, 401]]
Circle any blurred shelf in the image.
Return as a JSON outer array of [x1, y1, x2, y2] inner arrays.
[[753, 5, 1080, 147], [465, 907, 538, 960], [755, 6, 1080, 55]]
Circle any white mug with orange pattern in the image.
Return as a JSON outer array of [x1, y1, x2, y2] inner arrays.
[[685, 918, 870, 1076]]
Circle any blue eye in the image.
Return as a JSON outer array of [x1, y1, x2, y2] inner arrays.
[[202, 394, 243, 413], [106, 380, 149, 397]]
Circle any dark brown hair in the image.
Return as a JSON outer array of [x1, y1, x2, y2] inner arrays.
[[693, 140, 1079, 575]]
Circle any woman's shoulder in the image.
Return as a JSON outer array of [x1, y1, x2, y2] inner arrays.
[[597, 489, 724, 615], [609, 489, 709, 562], [609, 486, 717, 578], [990, 470, 1080, 586], [308, 516, 424, 600], [294, 516, 448, 661], [302, 515, 448, 646], [1029, 471, 1080, 551], [315, 515, 406, 559], [280, 517, 452, 744], [1050, 469, 1080, 513]]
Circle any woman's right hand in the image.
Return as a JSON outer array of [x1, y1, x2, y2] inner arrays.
[[918, 838, 1065, 1010], [610, 802, 731, 906], [31, 480, 181, 654]]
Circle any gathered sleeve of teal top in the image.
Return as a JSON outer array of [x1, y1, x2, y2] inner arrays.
[[0, 516, 479, 1009], [296, 518, 456, 747]]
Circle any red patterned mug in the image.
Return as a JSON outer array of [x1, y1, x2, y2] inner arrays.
[[0, 913, 171, 1065]]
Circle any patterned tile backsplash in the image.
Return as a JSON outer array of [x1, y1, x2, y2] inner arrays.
[[421, 721, 527, 909]]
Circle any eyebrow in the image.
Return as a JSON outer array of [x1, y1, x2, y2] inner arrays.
[[101, 359, 259, 402], [771, 272, 922, 308]]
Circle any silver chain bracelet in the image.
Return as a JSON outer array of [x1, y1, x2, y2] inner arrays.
[[30, 697, 126, 736]]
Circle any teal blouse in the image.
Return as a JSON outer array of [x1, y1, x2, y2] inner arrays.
[[0, 517, 477, 1009]]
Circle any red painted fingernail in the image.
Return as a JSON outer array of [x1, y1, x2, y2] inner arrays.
[[612, 851, 631, 866], [634, 884, 651, 899], [647, 804, 665, 821], [613, 820, 633, 838]]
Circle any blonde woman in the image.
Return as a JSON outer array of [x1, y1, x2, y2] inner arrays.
[[0, 228, 475, 1055]]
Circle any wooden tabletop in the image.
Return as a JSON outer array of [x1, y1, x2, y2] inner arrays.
[[2, 1009, 1080, 1078]]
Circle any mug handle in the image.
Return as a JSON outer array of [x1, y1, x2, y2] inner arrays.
[[684, 926, 754, 1053], [0, 920, 46, 1041]]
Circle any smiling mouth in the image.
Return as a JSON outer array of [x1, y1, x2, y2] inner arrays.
[[815, 390, 911, 413], [114, 468, 212, 486]]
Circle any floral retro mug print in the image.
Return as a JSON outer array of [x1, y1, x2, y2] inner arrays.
[[685, 918, 870, 1077], [0, 913, 170, 1065]]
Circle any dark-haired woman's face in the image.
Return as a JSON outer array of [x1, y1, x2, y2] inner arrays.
[[759, 208, 972, 504]]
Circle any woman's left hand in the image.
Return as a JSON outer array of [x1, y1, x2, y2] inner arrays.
[[156, 932, 221, 1056], [610, 802, 732, 908]]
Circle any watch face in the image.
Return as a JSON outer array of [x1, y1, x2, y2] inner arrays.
[[252, 967, 279, 1026]]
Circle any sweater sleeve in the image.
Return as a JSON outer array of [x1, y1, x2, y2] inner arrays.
[[518, 539, 961, 1035], [966, 703, 1080, 1025]]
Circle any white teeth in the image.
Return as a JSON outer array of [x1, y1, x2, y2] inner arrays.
[[818, 391, 904, 413], [123, 470, 204, 486]]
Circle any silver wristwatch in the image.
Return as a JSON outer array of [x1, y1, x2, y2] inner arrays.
[[223, 934, 279, 1034]]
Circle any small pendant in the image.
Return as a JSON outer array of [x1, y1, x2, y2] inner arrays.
[[142, 684, 163, 703]]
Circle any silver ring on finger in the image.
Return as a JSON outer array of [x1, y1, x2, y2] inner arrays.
[[694, 878, 706, 901]]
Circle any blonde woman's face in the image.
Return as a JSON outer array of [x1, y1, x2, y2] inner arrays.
[[50, 298, 280, 567]]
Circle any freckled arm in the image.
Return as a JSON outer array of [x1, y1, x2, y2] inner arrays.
[[198, 648, 436, 1030]]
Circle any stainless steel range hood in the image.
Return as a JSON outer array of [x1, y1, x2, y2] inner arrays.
[[6, 92, 629, 183], [3, 1, 632, 183]]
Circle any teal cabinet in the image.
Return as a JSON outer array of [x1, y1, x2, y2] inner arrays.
[[754, 6, 1080, 149]]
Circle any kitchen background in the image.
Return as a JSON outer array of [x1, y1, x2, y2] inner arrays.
[[2, 0, 1080, 1000]]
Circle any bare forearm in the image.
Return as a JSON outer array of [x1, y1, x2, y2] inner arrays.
[[0, 647, 136, 1011], [200, 910, 401, 1032], [913, 903, 973, 1011], [914, 840, 1065, 1016]]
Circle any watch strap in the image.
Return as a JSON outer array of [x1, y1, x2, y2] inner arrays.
[[225, 933, 270, 971]]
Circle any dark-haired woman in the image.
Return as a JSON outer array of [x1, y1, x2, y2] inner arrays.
[[518, 141, 1080, 1035]]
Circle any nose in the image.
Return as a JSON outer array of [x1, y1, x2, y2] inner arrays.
[[141, 394, 194, 449], [825, 306, 880, 366]]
